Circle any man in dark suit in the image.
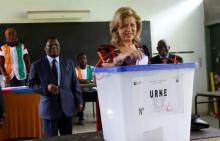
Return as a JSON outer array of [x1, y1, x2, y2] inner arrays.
[[28, 37, 83, 137], [151, 39, 183, 64]]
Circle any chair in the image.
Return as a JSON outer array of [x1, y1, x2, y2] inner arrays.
[[82, 90, 98, 118]]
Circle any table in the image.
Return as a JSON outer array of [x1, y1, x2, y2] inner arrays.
[[0, 87, 42, 141], [195, 91, 220, 128], [80, 83, 97, 88]]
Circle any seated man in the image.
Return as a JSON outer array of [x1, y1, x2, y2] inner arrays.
[[76, 53, 97, 125], [151, 39, 183, 64], [151, 40, 209, 130]]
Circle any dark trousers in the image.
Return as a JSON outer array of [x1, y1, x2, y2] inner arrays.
[[77, 91, 97, 120], [10, 76, 26, 86], [42, 113, 73, 138]]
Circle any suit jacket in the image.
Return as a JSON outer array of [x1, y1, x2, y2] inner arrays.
[[150, 54, 183, 64], [28, 56, 83, 120]]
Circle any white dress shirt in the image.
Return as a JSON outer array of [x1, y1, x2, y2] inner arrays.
[[47, 55, 61, 86]]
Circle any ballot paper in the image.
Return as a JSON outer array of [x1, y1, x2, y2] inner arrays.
[[136, 55, 148, 65]]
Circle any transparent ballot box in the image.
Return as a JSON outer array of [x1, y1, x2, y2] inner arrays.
[[95, 63, 196, 141]]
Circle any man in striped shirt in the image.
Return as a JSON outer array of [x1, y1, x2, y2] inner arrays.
[[0, 27, 30, 87]]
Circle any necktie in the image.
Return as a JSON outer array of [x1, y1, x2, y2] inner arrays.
[[162, 58, 168, 64], [52, 59, 58, 85]]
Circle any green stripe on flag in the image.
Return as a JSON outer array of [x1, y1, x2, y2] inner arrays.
[[16, 44, 25, 79]]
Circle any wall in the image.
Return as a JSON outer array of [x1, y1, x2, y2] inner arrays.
[[0, 22, 151, 64], [0, 0, 206, 113], [204, 0, 220, 25]]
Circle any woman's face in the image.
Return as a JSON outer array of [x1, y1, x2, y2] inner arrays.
[[117, 16, 137, 43]]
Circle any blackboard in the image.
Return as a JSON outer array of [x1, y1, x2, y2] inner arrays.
[[0, 21, 151, 65]]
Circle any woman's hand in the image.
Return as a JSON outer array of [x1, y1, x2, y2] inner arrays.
[[116, 47, 144, 65], [101, 45, 144, 67], [126, 46, 143, 61]]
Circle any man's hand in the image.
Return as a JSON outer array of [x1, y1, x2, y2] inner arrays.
[[47, 84, 60, 95], [0, 117, 5, 128], [4, 76, 10, 87], [76, 104, 83, 112]]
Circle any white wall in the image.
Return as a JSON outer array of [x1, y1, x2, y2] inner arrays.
[[204, 0, 220, 25], [0, 0, 207, 113]]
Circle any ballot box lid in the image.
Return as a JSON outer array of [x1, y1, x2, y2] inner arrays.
[[95, 63, 197, 73]]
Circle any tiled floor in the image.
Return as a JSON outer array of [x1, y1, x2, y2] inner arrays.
[[14, 114, 96, 141], [9, 113, 220, 141], [72, 114, 96, 134], [200, 114, 219, 129], [190, 114, 220, 141]]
